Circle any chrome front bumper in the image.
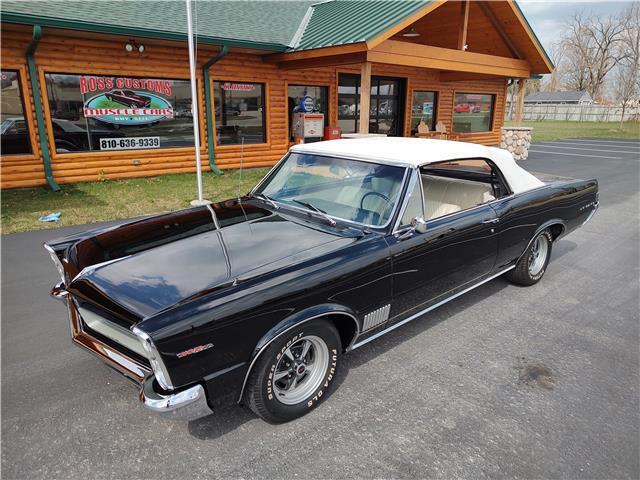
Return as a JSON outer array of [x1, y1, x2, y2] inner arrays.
[[141, 377, 212, 420], [55, 284, 213, 421]]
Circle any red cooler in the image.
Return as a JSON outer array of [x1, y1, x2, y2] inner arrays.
[[323, 126, 341, 140]]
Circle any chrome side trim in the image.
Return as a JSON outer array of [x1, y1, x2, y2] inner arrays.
[[349, 266, 515, 350], [237, 311, 360, 403], [363, 304, 391, 331], [141, 377, 212, 420]]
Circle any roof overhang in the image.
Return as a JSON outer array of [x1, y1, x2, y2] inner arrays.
[[1, 12, 288, 52]]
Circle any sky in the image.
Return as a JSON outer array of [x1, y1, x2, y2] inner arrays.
[[517, 0, 633, 54]]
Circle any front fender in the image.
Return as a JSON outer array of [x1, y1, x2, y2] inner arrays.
[[237, 303, 360, 403]]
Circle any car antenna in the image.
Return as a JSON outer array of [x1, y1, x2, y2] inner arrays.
[[237, 137, 249, 226]]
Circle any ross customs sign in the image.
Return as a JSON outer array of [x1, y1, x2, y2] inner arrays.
[[81, 76, 175, 126]]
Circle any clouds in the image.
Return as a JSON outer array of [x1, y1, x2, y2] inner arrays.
[[518, 0, 633, 50]]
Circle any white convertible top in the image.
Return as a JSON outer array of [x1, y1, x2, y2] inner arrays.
[[290, 137, 543, 194]]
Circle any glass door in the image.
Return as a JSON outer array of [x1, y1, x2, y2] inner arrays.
[[338, 74, 405, 136]]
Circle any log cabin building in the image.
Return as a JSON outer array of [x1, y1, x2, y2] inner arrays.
[[0, 0, 552, 189]]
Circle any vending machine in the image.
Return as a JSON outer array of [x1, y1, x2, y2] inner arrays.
[[292, 112, 325, 143]]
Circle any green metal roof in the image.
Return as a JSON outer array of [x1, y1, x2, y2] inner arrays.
[[291, 0, 432, 51], [0, 0, 315, 51], [0, 0, 552, 69]]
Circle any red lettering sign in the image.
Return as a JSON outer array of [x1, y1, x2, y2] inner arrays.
[[81, 76, 173, 96]]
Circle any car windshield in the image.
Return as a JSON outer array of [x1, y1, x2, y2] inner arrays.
[[254, 153, 406, 227]]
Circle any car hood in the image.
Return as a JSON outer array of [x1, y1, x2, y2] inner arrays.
[[68, 200, 358, 318]]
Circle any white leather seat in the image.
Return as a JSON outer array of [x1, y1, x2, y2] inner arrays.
[[421, 175, 495, 220]]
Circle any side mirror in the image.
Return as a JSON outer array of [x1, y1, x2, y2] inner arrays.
[[411, 216, 428, 234]]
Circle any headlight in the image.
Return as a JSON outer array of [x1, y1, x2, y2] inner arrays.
[[44, 243, 65, 282], [132, 326, 174, 391]]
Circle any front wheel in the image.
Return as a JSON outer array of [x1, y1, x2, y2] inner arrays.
[[506, 229, 553, 286], [244, 319, 341, 423]]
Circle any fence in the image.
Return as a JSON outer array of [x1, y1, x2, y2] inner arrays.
[[504, 103, 640, 122]]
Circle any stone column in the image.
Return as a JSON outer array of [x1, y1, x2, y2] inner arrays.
[[501, 126, 533, 161]]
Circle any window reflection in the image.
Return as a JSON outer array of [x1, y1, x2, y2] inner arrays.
[[452, 93, 494, 133], [1, 70, 32, 155]]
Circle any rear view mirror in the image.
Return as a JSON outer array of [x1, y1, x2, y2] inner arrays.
[[411, 216, 428, 234]]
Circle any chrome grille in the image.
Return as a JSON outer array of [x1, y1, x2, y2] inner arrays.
[[78, 307, 148, 359], [363, 304, 391, 331]]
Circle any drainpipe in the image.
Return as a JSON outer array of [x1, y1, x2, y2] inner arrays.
[[202, 46, 229, 175], [27, 25, 60, 191]]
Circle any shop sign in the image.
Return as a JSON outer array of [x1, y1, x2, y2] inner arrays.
[[300, 95, 315, 112], [220, 82, 255, 92], [81, 76, 175, 126]]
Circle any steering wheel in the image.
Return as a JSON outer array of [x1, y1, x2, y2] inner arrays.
[[360, 191, 391, 210]]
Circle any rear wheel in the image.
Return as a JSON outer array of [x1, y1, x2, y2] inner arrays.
[[244, 319, 341, 423], [506, 229, 553, 286]]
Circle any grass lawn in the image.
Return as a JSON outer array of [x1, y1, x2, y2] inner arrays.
[[1, 168, 269, 235], [504, 120, 640, 142]]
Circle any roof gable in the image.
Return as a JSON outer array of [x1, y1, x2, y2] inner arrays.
[[290, 0, 438, 51]]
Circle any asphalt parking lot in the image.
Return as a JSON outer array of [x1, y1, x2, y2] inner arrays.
[[2, 137, 639, 479]]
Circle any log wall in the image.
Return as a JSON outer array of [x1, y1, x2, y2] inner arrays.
[[1, 23, 507, 189]]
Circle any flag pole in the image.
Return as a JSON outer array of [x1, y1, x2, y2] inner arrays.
[[186, 0, 208, 206]]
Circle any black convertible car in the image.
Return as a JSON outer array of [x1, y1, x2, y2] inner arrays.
[[45, 138, 598, 423]]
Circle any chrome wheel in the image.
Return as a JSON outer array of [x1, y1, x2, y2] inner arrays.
[[528, 234, 549, 276], [272, 335, 329, 405]]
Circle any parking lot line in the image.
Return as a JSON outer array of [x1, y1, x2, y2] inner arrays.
[[528, 149, 622, 159], [535, 144, 639, 154], [544, 142, 640, 151], [555, 139, 640, 148]]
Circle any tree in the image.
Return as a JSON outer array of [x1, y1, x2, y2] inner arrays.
[[543, 43, 567, 92], [613, 3, 640, 128], [561, 11, 626, 99]]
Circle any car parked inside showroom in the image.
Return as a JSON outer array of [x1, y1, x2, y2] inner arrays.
[[44, 137, 598, 423]]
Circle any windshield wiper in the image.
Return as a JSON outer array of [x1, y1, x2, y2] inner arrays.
[[254, 193, 279, 210], [291, 199, 336, 226]]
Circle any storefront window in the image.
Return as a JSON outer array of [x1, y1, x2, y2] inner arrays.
[[410, 91, 437, 135], [45, 74, 194, 153], [213, 81, 265, 145], [1, 70, 32, 155], [288, 85, 328, 140], [452, 93, 494, 133]]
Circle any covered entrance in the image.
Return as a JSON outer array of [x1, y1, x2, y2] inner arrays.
[[338, 73, 405, 136]]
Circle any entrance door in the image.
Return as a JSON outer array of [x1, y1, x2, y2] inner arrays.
[[338, 74, 405, 136]]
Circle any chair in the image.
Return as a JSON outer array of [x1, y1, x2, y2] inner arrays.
[[416, 121, 460, 141]]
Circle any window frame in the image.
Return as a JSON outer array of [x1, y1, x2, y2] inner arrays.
[[1, 66, 38, 158], [212, 79, 268, 148], [451, 91, 496, 134], [286, 82, 329, 142], [409, 89, 438, 135], [393, 158, 513, 233], [39, 68, 203, 159]]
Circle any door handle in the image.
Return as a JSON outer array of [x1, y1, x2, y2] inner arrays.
[[482, 218, 500, 224]]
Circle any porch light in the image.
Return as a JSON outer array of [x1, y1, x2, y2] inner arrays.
[[402, 27, 420, 38]]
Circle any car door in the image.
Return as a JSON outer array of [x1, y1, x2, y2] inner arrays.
[[386, 167, 499, 323]]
